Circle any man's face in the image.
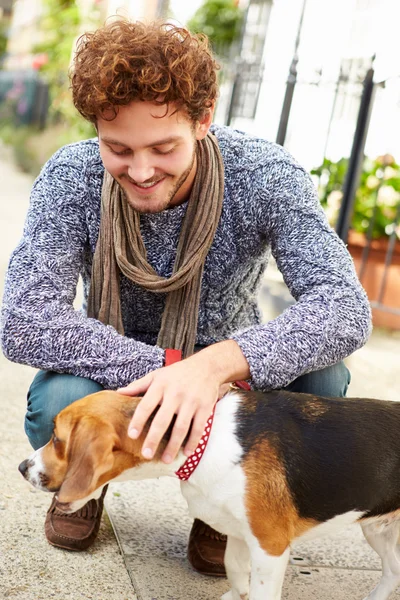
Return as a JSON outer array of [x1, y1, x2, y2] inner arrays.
[[97, 101, 207, 214]]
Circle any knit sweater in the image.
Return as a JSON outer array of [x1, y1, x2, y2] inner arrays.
[[1, 124, 371, 390]]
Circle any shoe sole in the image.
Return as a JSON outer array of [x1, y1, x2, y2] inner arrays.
[[46, 537, 93, 551]]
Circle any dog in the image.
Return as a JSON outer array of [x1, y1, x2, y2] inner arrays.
[[19, 388, 400, 600]]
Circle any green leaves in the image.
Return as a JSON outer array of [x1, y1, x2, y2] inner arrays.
[[31, 0, 96, 139], [0, 20, 8, 60], [312, 156, 400, 239], [187, 0, 243, 58]]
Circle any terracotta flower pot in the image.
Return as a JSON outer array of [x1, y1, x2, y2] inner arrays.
[[347, 230, 400, 330]]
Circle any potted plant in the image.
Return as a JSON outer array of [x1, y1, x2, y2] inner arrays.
[[311, 155, 400, 329]]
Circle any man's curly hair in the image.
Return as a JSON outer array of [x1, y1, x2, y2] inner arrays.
[[71, 19, 220, 124]]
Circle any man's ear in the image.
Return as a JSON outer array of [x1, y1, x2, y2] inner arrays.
[[195, 103, 215, 141], [58, 418, 115, 503]]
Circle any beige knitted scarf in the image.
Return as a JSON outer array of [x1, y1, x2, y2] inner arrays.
[[87, 132, 224, 358]]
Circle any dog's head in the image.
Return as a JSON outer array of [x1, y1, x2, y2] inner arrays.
[[18, 391, 145, 512]]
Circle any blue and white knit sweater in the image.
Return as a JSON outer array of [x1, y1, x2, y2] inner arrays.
[[1, 125, 371, 390]]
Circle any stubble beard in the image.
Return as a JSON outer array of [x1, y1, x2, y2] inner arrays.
[[122, 146, 197, 215]]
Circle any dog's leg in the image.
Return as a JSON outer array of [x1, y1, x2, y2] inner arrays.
[[361, 521, 400, 600], [220, 536, 250, 600], [248, 544, 290, 600]]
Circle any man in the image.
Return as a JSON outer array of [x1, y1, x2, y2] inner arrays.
[[1, 19, 371, 574]]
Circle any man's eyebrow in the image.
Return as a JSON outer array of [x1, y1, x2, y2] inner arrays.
[[100, 135, 183, 148]]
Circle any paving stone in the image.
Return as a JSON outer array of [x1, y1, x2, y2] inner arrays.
[[123, 555, 229, 600], [291, 525, 381, 570], [282, 566, 400, 600]]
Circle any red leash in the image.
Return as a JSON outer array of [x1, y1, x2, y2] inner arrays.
[[164, 348, 183, 366]]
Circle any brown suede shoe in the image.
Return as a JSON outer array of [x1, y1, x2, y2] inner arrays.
[[187, 519, 227, 576], [44, 487, 107, 551]]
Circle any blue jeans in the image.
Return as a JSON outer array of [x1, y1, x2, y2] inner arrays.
[[25, 362, 351, 451]]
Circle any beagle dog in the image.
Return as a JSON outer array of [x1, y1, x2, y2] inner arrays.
[[19, 389, 400, 600]]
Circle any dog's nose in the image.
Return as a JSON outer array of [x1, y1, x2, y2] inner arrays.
[[18, 459, 29, 477]]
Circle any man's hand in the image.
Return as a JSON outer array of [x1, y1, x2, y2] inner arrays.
[[117, 340, 250, 464]]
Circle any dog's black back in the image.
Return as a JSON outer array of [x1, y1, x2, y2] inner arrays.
[[236, 390, 400, 522]]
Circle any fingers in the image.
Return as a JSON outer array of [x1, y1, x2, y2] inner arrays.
[[160, 406, 198, 464], [122, 359, 221, 464], [130, 390, 215, 464], [117, 372, 155, 396], [127, 383, 163, 444], [146, 401, 190, 464], [144, 402, 214, 464]]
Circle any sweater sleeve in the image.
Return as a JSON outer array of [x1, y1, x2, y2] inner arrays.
[[232, 161, 372, 391], [0, 151, 164, 389]]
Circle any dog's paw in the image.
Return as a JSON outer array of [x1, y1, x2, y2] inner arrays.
[[221, 592, 234, 600]]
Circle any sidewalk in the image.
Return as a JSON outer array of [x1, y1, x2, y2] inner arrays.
[[0, 147, 399, 600], [0, 149, 135, 600]]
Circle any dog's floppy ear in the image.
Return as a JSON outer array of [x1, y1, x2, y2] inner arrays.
[[58, 417, 115, 503]]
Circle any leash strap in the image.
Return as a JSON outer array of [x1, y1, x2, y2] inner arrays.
[[230, 379, 251, 391], [165, 348, 182, 366]]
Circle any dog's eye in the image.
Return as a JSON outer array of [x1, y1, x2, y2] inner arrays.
[[53, 436, 60, 446]]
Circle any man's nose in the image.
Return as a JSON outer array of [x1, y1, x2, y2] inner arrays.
[[127, 154, 156, 183]]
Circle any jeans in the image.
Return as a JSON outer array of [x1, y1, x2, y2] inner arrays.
[[25, 362, 351, 451]]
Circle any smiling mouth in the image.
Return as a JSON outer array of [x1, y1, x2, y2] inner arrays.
[[126, 177, 166, 191], [136, 180, 162, 189]]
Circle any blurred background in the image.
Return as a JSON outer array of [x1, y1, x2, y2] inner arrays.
[[0, 0, 399, 335]]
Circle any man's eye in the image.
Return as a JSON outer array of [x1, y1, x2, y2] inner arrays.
[[154, 147, 174, 155], [110, 148, 131, 156]]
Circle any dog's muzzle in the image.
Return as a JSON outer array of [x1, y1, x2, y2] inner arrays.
[[18, 452, 56, 492]]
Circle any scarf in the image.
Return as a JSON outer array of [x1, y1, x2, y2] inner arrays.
[[87, 132, 224, 358]]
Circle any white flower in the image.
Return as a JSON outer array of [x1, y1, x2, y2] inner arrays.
[[377, 185, 400, 207], [384, 166, 398, 180], [366, 175, 380, 190]]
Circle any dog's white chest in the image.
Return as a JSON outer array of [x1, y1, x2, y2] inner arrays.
[[181, 462, 248, 538], [180, 392, 250, 539]]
